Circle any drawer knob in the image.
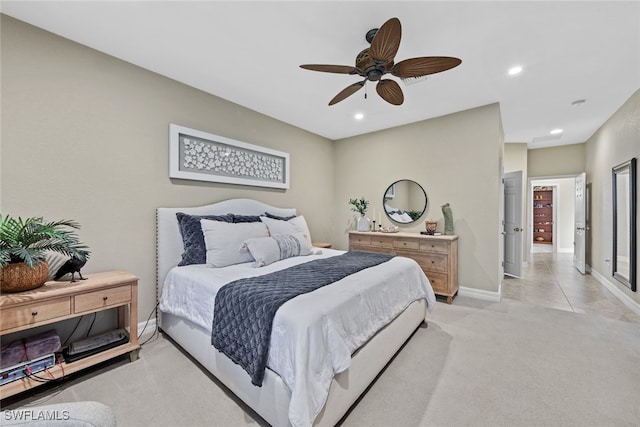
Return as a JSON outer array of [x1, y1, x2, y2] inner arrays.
[[431, 261, 435, 264], [31, 311, 38, 316], [103, 296, 108, 301]]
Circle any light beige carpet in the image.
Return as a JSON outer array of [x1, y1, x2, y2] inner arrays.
[[4, 296, 640, 427]]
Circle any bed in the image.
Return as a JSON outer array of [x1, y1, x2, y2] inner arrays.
[[156, 198, 435, 427]]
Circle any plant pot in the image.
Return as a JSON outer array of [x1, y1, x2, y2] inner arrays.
[[357, 214, 370, 232], [0, 261, 49, 293]]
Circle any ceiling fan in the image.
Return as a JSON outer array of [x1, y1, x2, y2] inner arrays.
[[300, 17, 462, 106]]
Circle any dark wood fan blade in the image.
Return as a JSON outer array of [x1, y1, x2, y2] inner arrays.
[[300, 64, 359, 74], [392, 57, 462, 78], [329, 81, 365, 106], [376, 79, 404, 105], [369, 17, 401, 64]]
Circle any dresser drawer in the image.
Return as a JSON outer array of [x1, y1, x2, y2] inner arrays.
[[406, 252, 448, 274], [370, 237, 394, 249], [393, 239, 419, 251], [425, 272, 448, 294], [2, 298, 71, 332], [74, 284, 132, 313], [350, 235, 371, 247], [420, 240, 449, 254]]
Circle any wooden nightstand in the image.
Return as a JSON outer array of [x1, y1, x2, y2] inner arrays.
[[312, 242, 332, 248], [0, 270, 140, 399]]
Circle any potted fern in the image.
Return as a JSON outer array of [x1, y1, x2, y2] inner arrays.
[[0, 215, 90, 293]]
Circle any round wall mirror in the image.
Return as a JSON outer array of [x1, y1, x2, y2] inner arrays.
[[383, 179, 428, 224]]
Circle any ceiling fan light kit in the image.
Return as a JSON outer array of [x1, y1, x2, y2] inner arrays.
[[300, 17, 462, 106]]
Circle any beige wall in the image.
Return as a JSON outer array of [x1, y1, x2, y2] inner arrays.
[[504, 143, 528, 175], [0, 16, 335, 318], [333, 104, 504, 293], [586, 88, 640, 303], [528, 143, 586, 177]]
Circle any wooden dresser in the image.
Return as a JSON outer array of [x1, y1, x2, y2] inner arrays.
[[349, 231, 459, 303]]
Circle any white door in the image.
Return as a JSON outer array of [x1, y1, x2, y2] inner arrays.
[[504, 171, 523, 277], [574, 172, 587, 274]]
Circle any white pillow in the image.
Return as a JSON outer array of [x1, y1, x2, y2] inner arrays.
[[260, 215, 312, 246], [243, 233, 314, 267], [201, 219, 269, 267]]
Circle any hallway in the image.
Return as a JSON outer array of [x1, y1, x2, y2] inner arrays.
[[502, 252, 640, 324]]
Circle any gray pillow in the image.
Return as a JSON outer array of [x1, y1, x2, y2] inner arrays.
[[176, 212, 233, 266], [232, 214, 264, 223], [263, 212, 297, 221]]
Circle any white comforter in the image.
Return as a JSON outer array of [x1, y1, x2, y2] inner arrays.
[[159, 249, 435, 427]]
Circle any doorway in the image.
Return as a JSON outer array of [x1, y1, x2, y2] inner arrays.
[[526, 176, 576, 261]]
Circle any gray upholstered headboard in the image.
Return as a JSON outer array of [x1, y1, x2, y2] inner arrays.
[[156, 198, 297, 294]]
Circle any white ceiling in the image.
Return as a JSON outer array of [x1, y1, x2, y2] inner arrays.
[[2, 1, 639, 148]]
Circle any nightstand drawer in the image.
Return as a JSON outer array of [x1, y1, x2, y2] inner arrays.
[[2, 298, 71, 332], [74, 284, 132, 313]]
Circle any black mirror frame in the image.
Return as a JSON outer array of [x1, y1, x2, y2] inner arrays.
[[383, 179, 428, 224], [612, 157, 636, 292]]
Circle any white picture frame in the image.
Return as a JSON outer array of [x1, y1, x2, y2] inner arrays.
[[169, 124, 290, 189]]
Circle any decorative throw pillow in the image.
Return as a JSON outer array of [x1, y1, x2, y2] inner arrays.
[[263, 212, 297, 221], [260, 215, 312, 246], [201, 219, 269, 267], [243, 233, 313, 267], [231, 212, 296, 223], [176, 212, 234, 266], [232, 214, 263, 223]]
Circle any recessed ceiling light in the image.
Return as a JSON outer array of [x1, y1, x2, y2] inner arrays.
[[508, 66, 523, 76], [354, 113, 364, 120], [550, 128, 563, 135]]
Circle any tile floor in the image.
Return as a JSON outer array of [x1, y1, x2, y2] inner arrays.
[[502, 251, 640, 324]]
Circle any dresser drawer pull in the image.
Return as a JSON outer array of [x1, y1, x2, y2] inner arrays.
[[31, 311, 38, 316], [103, 296, 109, 301]]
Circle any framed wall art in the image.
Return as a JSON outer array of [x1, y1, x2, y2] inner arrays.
[[169, 124, 290, 189]]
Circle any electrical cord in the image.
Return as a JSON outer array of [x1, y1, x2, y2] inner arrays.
[[22, 355, 66, 384], [62, 316, 85, 346], [86, 312, 97, 337], [138, 302, 159, 346]]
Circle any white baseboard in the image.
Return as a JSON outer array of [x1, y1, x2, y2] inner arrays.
[[459, 286, 502, 302], [137, 317, 157, 341], [591, 269, 640, 317]]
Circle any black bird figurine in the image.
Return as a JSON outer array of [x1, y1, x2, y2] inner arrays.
[[54, 255, 88, 282]]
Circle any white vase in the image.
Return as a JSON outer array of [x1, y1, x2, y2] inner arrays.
[[357, 214, 370, 231]]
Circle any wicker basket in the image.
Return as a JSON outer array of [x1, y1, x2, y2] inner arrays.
[[0, 260, 49, 293]]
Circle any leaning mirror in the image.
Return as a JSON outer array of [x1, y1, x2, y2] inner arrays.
[[612, 158, 636, 292], [383, 179, 427, 224]]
